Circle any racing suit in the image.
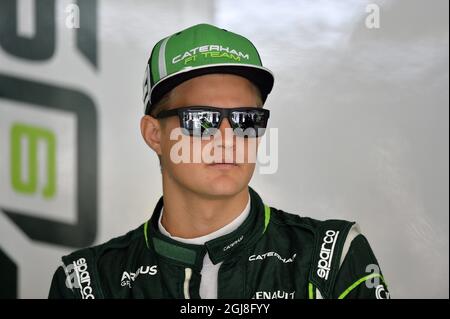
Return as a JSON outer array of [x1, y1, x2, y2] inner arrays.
[[48, 187, 390, 299]]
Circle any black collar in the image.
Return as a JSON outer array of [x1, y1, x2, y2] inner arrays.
[[144, 187, 271, 270]]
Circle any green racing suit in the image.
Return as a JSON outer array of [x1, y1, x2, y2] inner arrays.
[[48, 187, 390, 299]]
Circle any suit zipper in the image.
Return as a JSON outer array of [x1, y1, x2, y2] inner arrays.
[[183, 268, 192, 299]]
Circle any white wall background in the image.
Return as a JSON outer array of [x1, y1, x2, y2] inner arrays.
[[0, 0, 448, 298]]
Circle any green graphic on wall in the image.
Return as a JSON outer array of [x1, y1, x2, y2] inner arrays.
[[0, 0, 98, 299], [11, 124, 56, 199]]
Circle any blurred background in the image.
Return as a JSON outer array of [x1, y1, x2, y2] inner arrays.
[[0, 0, 448, 298]]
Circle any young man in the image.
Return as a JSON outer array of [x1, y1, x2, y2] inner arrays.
[[49, 24, 390, 299]]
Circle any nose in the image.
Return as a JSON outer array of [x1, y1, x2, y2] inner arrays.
[[214, 117, 234, 149], [219, 116, 232, 131]]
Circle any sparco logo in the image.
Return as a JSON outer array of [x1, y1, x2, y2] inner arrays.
[[121, 265, 158, 288], [317, 230, 339, 280], [65, 258, 94, 299]]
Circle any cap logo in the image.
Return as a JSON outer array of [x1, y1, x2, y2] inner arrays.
[[172, 45, 250, 65]]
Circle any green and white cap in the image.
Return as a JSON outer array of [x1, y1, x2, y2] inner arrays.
[[143, 23, 274, 115]]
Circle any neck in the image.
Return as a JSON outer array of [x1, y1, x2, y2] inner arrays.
[[160, 175, 249, 239]]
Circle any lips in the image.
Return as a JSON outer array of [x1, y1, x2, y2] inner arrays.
[[210, 162, 237, 165], [207, 162, 239, 169]]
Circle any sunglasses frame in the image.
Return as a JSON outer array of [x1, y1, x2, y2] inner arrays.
[[155, 106, 270, 137]]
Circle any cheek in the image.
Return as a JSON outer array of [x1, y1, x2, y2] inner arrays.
[[159, 118, 181, 156], [238, 163, 256, 178], [235, 138, 259, 163]]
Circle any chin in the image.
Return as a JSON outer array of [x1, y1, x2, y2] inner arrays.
[[207, 181, 242, 196]]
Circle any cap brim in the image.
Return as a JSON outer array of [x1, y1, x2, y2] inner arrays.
[[146, 63, 274, 114]]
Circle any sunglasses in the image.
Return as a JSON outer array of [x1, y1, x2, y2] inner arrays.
[[155, 106, 270, 137]]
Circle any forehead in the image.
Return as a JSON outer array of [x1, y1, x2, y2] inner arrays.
[[168, 74, 261, 108]]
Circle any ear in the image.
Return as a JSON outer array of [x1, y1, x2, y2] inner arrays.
[[141, 115, 162, 155]]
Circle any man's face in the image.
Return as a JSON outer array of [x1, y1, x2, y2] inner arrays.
[[142, 73, 263, 197]]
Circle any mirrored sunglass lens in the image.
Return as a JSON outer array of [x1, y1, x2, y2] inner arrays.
[[181, 110, 221, 136], [230, 110, 267, 136]]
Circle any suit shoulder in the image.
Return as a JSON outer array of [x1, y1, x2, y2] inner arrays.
[[268, 206, 355, 235], [61, 223, 145, 266], [51, 223, 147, 299]]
